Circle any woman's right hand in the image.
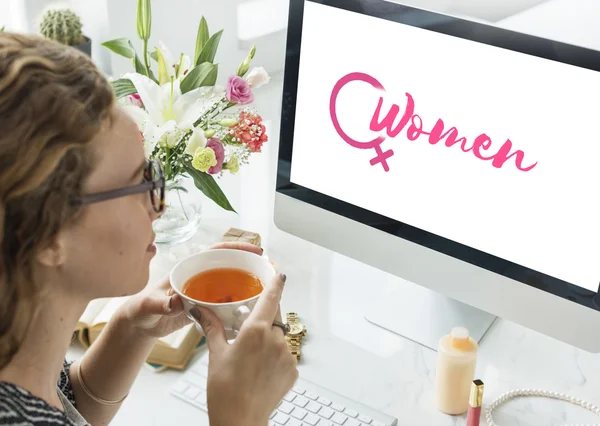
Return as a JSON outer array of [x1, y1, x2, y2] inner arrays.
[[190, 273, 298, 426]]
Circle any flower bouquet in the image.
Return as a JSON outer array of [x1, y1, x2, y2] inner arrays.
[[102, 0, 269, 241]]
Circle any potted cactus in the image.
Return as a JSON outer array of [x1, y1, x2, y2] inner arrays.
[[39, 8, 91, 57]]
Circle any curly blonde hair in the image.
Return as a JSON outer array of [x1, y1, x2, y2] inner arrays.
[[0, 32, 114, 369]]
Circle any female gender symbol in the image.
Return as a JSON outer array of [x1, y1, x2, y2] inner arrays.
[[329, 72, 394, 172]]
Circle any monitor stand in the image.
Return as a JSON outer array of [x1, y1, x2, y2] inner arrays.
[[364, 280, 497, 351]]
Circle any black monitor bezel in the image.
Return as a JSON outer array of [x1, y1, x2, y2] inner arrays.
[[276, 0, 600, 311]]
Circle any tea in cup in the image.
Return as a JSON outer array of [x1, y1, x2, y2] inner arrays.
[[170, 248, 276, 336]]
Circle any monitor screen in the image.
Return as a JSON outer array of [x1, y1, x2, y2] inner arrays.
[[279, 0, 600, 305]]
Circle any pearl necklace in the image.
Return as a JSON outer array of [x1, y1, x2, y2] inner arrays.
[[485, 389, 600, 426]]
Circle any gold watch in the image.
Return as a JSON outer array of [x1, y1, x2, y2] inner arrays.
[[285, 312, 306, 360]]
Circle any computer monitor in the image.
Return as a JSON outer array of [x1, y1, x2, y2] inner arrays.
[[274, 0, 600, 352]]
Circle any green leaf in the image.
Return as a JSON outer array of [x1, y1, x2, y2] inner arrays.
[[182, 159, 236, 213], [202, 63, 218, 86], [102, 38, 135, 59], [194, 17, 210, 65], [102, 38, 156, 81], [195, 29, 223, 66], [112, 78, 137, 99], [180, 63, 218, 94], [133, 54, 147, 75], [130, 41, 157, 82]]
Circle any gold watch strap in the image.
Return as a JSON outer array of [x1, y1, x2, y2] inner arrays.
[[286, 313, 302, 360], [287, 336, 302, 360]]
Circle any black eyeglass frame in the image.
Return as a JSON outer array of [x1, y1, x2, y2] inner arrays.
[[70, 159, 166, 213]]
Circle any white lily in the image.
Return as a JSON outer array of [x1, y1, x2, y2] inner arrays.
[[156, 41, 191, 82], [176, 54, 192, 80], [185, 127, 208, 155], [122, 72, 222, 156]]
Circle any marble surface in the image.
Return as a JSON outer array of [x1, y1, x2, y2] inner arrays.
[[67, 207, 600, 426]]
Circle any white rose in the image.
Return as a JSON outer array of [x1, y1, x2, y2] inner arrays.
[[185, 127, 208, 155], [245, 67, 270, 89]]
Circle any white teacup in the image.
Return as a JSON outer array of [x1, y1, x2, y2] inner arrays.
[[170, 248, 276, 337]]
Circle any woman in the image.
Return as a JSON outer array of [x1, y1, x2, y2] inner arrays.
[[0, 32, 298, 426]]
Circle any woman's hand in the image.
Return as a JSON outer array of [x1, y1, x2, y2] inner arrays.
[[191, 273, 298, 426], [118, 241, 264, 339]]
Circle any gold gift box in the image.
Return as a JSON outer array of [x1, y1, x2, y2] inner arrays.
[[221, 227, 261, 248]]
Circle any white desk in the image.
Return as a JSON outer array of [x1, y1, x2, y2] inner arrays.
[[67, 209, 600, 426]]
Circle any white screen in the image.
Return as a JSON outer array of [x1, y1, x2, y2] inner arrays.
[[290, 2, 600, 292]]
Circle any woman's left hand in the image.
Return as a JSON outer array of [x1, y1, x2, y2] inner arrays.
[[118, 241, 264, 339]]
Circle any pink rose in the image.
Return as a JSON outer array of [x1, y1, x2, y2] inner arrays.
[[206, 138, 225, 174], [128, 93, 144, 108], [226, 75, 254, 105]]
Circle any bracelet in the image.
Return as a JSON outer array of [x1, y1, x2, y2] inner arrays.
[[485, 389, 600, 426], [75, 361, 128, 406]]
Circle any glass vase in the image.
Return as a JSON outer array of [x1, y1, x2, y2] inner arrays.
[[153, 178, 202, 245]]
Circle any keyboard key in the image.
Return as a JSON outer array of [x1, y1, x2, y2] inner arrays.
[[183, 371, 206, 388], [331, 403, 345, 412], [318, 407, 334, 419], [184, 386, 201, 399], [291, 407, 307, 420], [344, 409, 359, 418], [273, 412, 290, 425], [195, 391, 207, 405], [279, 401, 295, 414], [306, 401, 321, 414], [332, 412, 348, 424], [192, 363, 209, 377], [318, 397, 332, 406], [283, 392, 297, 403], [345, 419, 362, 426], [287, 419, 302, 426], [293, 387, 306, 395], [305, 392, 319, 400], [293, 396, 309, 408], [318, 421, 334, 426], [303, 413, 320, 425], [270, 411, 277, 419], [358, 415, 372, 424], [372, 422, 386, 426], [172, 381, 188, 393]]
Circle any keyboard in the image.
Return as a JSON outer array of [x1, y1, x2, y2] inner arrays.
[[170, 352, 399, 426]]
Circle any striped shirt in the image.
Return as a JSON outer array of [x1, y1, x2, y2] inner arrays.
[[0, 360, 83, 425]]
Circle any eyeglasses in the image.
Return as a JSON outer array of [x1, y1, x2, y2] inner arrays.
[[70, 159, 165, 213]]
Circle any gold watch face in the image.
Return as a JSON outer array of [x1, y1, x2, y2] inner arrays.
[[288, 322, 305, 336]]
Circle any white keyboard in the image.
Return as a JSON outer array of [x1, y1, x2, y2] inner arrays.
[[170, 352, 398, 426]]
